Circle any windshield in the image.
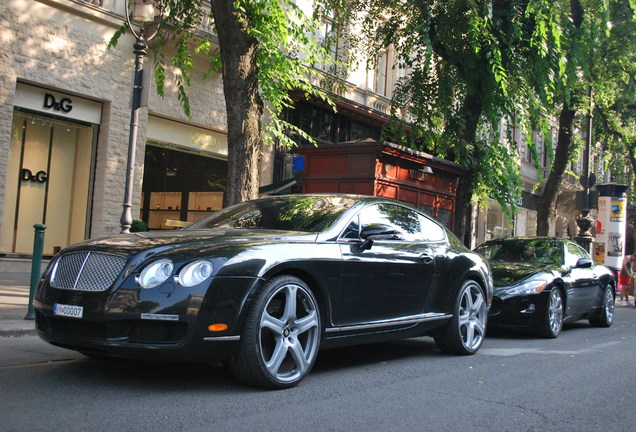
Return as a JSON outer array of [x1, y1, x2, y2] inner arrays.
[[185, 195, 357, 233], [475, 239, 563, 265]]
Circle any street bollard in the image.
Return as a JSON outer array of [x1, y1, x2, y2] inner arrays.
[[24, 224, 46, 320]]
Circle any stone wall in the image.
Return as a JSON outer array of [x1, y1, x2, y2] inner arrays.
[[0, 0, 230, 240]]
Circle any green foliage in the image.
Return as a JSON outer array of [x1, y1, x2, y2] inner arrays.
[[319, 0, 567, 221], [127, 0, 339, 148], [130, 219, 148, 232], [233, 0, 338, 147]]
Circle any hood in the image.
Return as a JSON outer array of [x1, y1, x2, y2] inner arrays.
[[61, 229, 317, 257], [489, 261, 557, 287]]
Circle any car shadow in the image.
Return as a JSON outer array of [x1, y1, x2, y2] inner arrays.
[[313, 337, 443, 373], [486, 322, 595, 339], [46, 337, 444, 391]]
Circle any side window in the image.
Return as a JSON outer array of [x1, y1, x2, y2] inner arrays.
[[419, 214, 445, 241], [357, 204, 423, 242], [341, 214, 360, 239], [565, 242, 588, 267]]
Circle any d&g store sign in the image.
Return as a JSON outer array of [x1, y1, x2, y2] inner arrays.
[[1, 83, 102, 255]]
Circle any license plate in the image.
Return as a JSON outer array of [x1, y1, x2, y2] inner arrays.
[[53, 303, 83, 319]]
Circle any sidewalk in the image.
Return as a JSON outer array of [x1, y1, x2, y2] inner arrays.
[[0, 271, 37, 337]]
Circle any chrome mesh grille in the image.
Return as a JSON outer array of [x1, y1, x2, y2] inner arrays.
[[50, 252, 128, 291]]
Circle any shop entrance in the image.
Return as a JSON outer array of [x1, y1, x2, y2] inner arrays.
[[141, 144, 228, 229], [1, 112, 96, 254]]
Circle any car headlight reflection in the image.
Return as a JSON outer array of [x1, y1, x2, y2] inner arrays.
[[504, 277, 549, 295], [138, 259, 174, 289], [177, 260, 213, 287]]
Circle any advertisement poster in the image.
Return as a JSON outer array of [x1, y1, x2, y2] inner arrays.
[[596, 184, 628, 270]]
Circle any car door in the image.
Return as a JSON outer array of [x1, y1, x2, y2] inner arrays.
[[564, 242, 600, 316], [334, 203, 436, 326]]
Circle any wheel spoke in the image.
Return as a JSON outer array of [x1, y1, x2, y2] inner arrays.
[[288, 339, 310, 374], [282, 285, 298, 322], [295, 310, 318, 334], [458, 310, 471, 326], [471, 294, 484, 313], [464, 321, 475, 347], [261, 311, 285, 333], [473, 316, 485, 337], [265, 338, 288, 374]]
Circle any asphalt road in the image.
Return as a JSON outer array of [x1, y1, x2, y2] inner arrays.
[[1, 307, 635, 432]]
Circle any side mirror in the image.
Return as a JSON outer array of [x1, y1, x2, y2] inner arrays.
[[357, 224, 397, 250], [575, 257, 593, 269]]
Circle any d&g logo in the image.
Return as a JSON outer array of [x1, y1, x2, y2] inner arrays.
[[22, 169, 48, 183], [43, 93, 73, 113]]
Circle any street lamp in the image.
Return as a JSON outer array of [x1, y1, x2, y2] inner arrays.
[[120, 0, 165, 233]]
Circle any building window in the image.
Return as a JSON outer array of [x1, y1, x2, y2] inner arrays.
[[283, 101, 381, 145], [373, 50, 389, 96], [486, 202, 512, 240]]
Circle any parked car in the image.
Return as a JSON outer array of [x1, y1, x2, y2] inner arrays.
[[34, 194, 493, 389], [474, 237, 615, 338]]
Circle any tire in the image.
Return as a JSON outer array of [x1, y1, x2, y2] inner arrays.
[[540, 287, 563, 338], [230, 275, 321, 389], [434, 280, 487, 355], [589, 284, 614, 327]]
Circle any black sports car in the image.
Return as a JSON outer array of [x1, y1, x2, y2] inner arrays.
[[474, 237, 615, 338], [35, 194, 493, 389]]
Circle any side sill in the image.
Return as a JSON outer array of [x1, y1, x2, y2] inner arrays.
[[325, 313, 452, 334]]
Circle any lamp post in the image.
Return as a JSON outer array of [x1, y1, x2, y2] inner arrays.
[[120, 0, 165, 233], [575, 87, 595, 253]]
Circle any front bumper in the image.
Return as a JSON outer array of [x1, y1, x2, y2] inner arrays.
[[487, 291, 549, 330], [34, 274, 258, 362]]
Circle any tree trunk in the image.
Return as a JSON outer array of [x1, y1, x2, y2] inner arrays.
[[537, 0, 584, 236], [211, 1, 263, 206], [452, 94, 482, 245], [537, 108, 576, 235]]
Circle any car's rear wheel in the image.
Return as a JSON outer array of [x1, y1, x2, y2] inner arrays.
[[230, 275, 321, 389], [589, 284, 614, 327], [434, 280, 486, 355], [540, 287, 563, 338]]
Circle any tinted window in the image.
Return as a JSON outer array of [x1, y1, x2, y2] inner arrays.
[[186, 196, 356, 233], [419, 214, 445, 241], [476, 239, 563, 265], [354, 204, 423, 241], [566, 242, 590, 267]]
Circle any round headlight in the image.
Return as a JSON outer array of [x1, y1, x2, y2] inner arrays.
[[177, 260, 213, 287], [138, 259, 174, 289]]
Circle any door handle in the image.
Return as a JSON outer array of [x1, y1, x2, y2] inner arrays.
[[419, 254, 433, 264]]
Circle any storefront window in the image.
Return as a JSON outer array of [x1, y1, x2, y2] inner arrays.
[[141, 145, 228, 229], [1, 112, 95, 254]]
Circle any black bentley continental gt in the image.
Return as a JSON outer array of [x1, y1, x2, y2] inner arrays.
[[474, 237, 615, 338], [35, 194, 493, 389]]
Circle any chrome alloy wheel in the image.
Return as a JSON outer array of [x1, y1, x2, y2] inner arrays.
[[258, 282, 320, 384], [547, 288, 563, 336], [602, 287, 614, 323], [458, 282, 487, 351]]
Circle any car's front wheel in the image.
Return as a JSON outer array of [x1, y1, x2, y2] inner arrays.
[[434, 280, 487, 355], [540, 287, 563, 338], [230, 275, 321, 389], [589, 284, 614, 327]]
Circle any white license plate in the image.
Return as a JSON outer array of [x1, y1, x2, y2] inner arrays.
[[53, 303, 83, 319]]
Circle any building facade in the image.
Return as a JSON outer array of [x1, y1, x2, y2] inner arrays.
[[0, 0, 277, 258]]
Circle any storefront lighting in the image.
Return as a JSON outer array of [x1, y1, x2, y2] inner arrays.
[[120, 0, 166, 234], [31, 116, 36, 125]]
